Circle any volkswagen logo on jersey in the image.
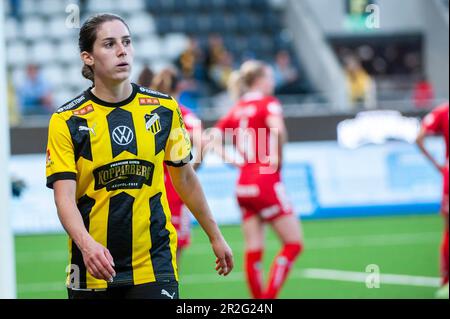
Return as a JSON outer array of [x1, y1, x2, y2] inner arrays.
[[112, 126, 134, 146]]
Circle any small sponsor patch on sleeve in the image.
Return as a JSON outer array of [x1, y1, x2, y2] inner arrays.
[[72, 104, 94, 116], [139, 98, 160, 105]]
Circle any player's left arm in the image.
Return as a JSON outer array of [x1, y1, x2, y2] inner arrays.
[[265, 100, 288, 171], [416, 127, 444, 172], [167, 164, 234, 276], [416, 112, 445, 173]]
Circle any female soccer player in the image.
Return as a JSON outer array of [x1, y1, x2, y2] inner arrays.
[[45, 14, 233, 299], [416, 102, 449, 298], [209, 61, 304, 299], [151, 68, 203, 264]]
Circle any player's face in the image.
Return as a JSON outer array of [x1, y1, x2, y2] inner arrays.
[[261, 67, 275, 96], [89, 20, 134, 83]]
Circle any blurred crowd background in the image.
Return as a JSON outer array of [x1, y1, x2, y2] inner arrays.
[[4, 0, 449, 127]]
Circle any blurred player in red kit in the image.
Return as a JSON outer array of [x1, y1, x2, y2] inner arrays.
[[416, 102, 449, 298], [209, 61, 304, 299], [151, 68, 203, 265]]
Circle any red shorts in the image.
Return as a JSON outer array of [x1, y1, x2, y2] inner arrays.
[[442, 165, 449, 216], [236, 170, 293, 222]]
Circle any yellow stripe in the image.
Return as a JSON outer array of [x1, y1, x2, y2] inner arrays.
[[132, 192, 156, 284], [160, 192, 179, 281]]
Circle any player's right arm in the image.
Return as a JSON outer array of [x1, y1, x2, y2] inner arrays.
[[416, 110, 445, 173], [46, 113, 115, 282], [53, 180, 116, 282]]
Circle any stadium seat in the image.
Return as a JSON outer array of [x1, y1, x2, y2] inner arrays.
[[134, 36, 163, 61], [4, 0, 11, 15], [22, 17, 46, 41], [155, 14, 173, 34], [41, 65, 64, 89], [208, 12, 228, 33], [56, 40, 80, 64], [164, 33, 190, 60], [29, 41, 56, 65], [117, 0, 146, 13], [7, 42, 28, 67], [250, 0, 269, 11], [172, 0, 189, 12], [196, 14, 213, 33], [151, 58, 173, 73], [36, 0, 67, 17], [210, 0, 227, 9], [128, 13, 156, 36], [67, 63, 92, 91], [21, 0, 37, 16], [48, 15, 78, 40], [5, 18, 20, 43], [87, 0, 117, 13], [170, 13, 188, 33], [159, 0, 177, 12], [145, 0, 162, 14]]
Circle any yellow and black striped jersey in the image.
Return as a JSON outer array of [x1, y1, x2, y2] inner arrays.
[[45, 83, 192, 289]]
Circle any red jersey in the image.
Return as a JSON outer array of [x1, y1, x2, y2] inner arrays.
[[164, 106, 200, 213], [422, 103, 449, 160], [215, 92, 284, 173]]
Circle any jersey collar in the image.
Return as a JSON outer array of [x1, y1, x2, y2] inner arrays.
[[86, 83, 138, 107]]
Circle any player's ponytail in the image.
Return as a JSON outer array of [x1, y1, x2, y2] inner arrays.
[[227, 70, 245, 101], [81, 64, 95, 83], [78, 13, 130, 84]]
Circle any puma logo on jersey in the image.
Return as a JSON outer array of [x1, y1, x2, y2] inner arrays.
[[78, 124, 96, 136], [161, 289, 175, 299]]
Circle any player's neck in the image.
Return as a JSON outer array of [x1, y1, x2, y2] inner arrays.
[[91, 79, 133, 104]]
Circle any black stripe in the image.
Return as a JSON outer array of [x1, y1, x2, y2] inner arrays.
[[107, 108, 138, 158], [46, 172, 77, 189], [70, 195, 95, 289], [66, 116, 93, 162], [107, 192, 134, 287], [149, 193, 175, 282], [152, 106, 173, 155]]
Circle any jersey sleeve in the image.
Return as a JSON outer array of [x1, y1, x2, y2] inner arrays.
[[264, 97, 284, 118], [45, 113, 77, 189], [422, 108, 443, 135], [164, 102, 193, 167]]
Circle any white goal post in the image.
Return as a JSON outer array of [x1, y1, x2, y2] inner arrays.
[[0, 0, 17, 299]]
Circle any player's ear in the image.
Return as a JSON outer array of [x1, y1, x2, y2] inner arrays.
[[81, 51, 94, 67]]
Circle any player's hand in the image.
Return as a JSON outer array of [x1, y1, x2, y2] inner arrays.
[[80, 237, 116, 282], [211, 237, 234, 276]]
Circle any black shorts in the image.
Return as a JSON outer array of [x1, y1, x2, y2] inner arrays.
[[67, 281, 179, 300]]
